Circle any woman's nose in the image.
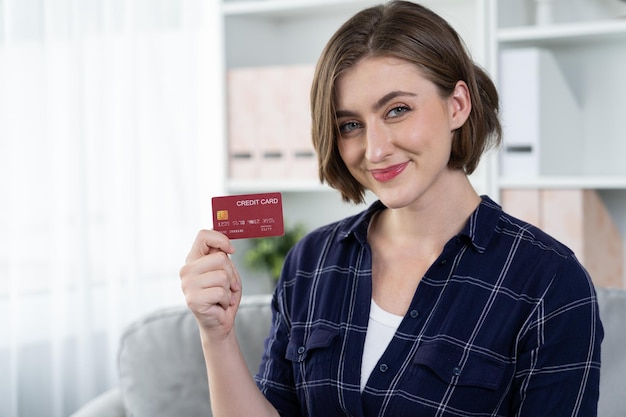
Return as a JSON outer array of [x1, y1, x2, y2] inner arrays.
[[365, 124, 393, 163]]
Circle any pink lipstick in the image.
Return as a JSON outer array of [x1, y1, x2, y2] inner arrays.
[[369, 162, 409, 182]]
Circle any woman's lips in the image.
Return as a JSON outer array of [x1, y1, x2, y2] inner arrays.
[[369, 162, 409, 182]]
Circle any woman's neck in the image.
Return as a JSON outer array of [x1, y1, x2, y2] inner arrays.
[[373, 174, 481, 250]]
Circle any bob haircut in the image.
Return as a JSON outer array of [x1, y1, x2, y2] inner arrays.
[[310, 0, 502, 204]]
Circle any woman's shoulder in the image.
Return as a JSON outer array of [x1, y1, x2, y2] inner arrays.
[[478, 196, 575, 259], [479, 197, 595, 303], [497, 208, 574, 258]]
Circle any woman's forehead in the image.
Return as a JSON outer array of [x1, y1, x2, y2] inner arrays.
[[334, 57, 431, 108]]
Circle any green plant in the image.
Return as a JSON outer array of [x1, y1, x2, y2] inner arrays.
[[244, 223, 307, 282]]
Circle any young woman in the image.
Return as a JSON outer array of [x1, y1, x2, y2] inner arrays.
[[180, 2, 603, 416]]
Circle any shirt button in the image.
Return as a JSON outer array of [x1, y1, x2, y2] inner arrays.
[[439, 259, 447, 266], [453, 366, 462, 376], [409, 310, 419, 318], [297, 346, 305, 355], [379, 364, 389, 373]]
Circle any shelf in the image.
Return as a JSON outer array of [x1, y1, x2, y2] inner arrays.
[[498, 18, 626, 46], [222, 0, 473, 16], [227, 179, 333, 193], [499, 175, 626, 190], [222, 0, 380, 17]]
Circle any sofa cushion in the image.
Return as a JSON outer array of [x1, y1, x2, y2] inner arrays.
[[118, 294, 272, 417]]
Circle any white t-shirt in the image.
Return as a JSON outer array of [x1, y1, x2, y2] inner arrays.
[[360, 299, 404, 391]]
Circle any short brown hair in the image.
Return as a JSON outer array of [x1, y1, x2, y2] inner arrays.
[[310, 0, 502, 204]]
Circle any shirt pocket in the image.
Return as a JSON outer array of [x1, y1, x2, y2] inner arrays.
[[285, 325, 346, 416], [413, 340, 505, 390], [285, 325, 340, 363]]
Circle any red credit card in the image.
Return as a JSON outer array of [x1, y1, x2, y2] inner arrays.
[[212, 192, 284, 239]]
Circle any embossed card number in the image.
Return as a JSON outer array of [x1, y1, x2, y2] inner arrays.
[[212, 192, 284, 239]]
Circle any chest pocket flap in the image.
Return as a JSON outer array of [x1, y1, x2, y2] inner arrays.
[[286, 325, 339, 363], [413, 340, 505, 390]]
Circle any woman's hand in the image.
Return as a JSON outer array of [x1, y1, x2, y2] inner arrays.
[[180, 229, 242, 340]]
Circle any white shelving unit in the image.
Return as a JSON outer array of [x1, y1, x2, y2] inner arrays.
[[493, 0, 626, 186], [492, 0, 626, 287]]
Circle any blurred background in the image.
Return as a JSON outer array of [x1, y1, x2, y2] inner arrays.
[[0, 0, 225, 415]]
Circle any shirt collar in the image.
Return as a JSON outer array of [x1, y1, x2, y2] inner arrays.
[[460, 195, 502, 254], [336, 195, 503, 254], [336, 200, 384, 245]]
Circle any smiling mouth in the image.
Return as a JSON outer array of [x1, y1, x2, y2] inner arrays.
[[369, 162, 410, 182]]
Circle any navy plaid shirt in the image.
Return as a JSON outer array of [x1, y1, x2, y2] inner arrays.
[[255, 196, 603, 417]]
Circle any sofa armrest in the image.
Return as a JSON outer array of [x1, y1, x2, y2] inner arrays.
[[596, 286, 626, 417], [71, 295, 273, 417], [68, 388, 126, 417]]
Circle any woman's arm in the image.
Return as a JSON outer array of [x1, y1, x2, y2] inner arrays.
[[201, 329, 279, 417], [180, 229, 280, 417], [514, 258, 603, 416]]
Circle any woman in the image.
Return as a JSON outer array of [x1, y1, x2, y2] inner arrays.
[[180, 1, 603, 416]]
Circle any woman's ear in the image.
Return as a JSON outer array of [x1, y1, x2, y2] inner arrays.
[[448, 80, 471, 130]]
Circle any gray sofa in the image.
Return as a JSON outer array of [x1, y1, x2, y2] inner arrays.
[[70, 288, 626, 417]]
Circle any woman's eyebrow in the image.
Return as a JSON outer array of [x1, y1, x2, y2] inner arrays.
[[373, 90, 416, 111], [335, 90, 417, 119], [335, 109, 358, 119]]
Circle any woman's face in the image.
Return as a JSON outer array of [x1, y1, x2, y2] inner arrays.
[[334, 56, 470, 209]]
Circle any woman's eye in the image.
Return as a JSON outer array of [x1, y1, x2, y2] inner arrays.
[[387, 106, 410, 118], [339, 121, 361, 134]]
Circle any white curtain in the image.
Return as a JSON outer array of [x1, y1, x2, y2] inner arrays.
[[0, 0, 224, 416]]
